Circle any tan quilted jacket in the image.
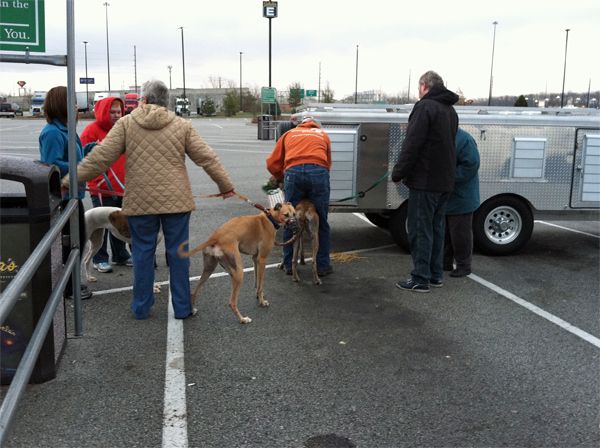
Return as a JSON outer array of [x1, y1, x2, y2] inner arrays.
[[72, 104, 234, 216]]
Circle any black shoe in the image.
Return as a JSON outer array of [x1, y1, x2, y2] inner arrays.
[[67, 285, 93, 300], [443, 264, 454, 272], [317, 266, 333, 276], [284, 266, 292, 275], [430, 279, 443, 288], [395, 279, 430, 293], [450, 269, 471, 278]]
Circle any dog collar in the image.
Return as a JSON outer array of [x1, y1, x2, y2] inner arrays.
[[264, 212, 280, 229]]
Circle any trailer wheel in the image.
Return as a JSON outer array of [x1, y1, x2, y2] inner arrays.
[[389, 202, 410, 252], [473, 196, 533, 255], [364, 212, 391, 229]]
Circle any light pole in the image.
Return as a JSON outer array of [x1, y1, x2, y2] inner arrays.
[[167, 65, 172, 91], [560, 28, 571, 108], [133, 45, 138, 94], [82, 41, 89, 111], [178, 26, 186, 99], [487, 21, 498, 106], [103, 2, 111, 93], [262, 2, 277, 115], [354, 44, 359, 104], [239, 51, 243, 112]]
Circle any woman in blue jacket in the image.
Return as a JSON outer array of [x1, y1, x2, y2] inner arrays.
[[444, 128, 480, 277], [39, 86, 92, 299]]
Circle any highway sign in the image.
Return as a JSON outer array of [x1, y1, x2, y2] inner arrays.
[[0, 0, 45, 52], [79, 77, 95, 84], [306, 90, 317, 97], [261, 87, 277, 104]]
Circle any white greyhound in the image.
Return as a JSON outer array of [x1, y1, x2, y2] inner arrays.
[[83, 206, 161, 293]]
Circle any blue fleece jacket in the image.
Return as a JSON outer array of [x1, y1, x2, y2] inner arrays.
[[446, 128, 480, 215]]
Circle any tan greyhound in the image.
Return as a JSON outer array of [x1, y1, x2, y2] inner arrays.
[[178, 202, 297, 324]]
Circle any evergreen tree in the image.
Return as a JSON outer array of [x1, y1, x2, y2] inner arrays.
[[288, 82, 303, 110], [514, 95, 529, 107], [200, 97, 216, 116], [223, 90, 239, 116]]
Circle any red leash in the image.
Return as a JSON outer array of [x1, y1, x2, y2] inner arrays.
[[86, 187, 124, 197]]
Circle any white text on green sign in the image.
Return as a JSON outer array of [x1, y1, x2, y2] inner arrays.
[[0, 0, 45, 52]]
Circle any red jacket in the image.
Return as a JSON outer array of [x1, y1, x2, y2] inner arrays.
[[80, 96, 126, 197], [266, 120, 331, 180]]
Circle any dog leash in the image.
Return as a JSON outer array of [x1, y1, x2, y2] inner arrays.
[[86, 187, 124, 197], [336, 172, 389, 202]]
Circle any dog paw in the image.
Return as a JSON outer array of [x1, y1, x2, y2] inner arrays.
[[192, 307, 198, 316], [314, 278, 322, 286], [153, 283, 161, 293], [240, 316, 252, 324], [87, 276, 98, 283]]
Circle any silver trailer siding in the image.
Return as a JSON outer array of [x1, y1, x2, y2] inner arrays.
[[291, 109, 600, 254]]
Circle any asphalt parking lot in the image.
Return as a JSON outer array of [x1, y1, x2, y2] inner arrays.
[[1, 117, 599, 447]]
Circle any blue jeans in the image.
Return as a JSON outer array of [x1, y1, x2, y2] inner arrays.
[[407, 189, 449, 285], [127, 213, 192, 319], [91, 195, 130, 264], [283, 164, 331, 271]]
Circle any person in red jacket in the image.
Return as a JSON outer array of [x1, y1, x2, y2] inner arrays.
[[80, 96, 131, 273]]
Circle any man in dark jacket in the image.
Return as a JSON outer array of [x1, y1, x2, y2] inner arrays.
[[392, 70, 459, 293], [444, 128, 480, 277]]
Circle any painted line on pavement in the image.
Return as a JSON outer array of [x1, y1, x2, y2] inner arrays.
[[535, 220, 600, 239], [162, 291, 188, 448], [469, 273, 600, 349]]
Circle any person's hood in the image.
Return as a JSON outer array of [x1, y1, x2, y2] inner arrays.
[[93, 96, 124, 131], [297, 119, 321, 130], [421, 85, 459, 106], [130, 104, 176, 130]]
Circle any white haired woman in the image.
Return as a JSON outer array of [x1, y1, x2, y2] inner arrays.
[[63, 80, 235, 319]]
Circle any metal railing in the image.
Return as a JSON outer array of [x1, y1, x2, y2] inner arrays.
[[0, 199, 82, 445]]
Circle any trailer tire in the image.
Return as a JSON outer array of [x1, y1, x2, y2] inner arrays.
[[473, 196, 533, 255], [389, 202, 410, 253], [364, 212, 391, 229]]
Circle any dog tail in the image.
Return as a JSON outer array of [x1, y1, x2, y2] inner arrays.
[[177, 239, 215, 258]]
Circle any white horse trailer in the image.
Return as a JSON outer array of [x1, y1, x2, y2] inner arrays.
[[289, 106, 600, 255]]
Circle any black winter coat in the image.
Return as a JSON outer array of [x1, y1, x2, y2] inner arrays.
[[392, 86, 459, 192]]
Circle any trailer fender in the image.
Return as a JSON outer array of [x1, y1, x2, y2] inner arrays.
[[473, 195, 533, 255]]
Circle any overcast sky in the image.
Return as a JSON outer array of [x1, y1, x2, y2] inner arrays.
[[1, 0, 599, 100]]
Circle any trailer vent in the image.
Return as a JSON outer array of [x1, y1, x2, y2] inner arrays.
[[511, 138, 546, 178], [582, 135, 600, 202]]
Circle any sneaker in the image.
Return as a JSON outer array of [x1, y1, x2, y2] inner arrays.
[[67, 285, 93, 300], [93, 262, 113, 273], [395, 279, 430, 293], [430, 279, 443, 288], [112, 257, 133, 267], [317, 266, 334, 276], [450, 269, 471, 278]]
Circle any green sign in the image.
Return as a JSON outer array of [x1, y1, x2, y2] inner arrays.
[[261, 87, 277, 104], [306, 90, 317, 97], [0, 0, 45, 52]]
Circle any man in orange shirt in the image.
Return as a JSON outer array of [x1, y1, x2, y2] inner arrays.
[[266, 117, 333, 276]]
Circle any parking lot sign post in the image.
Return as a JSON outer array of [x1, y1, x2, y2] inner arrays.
[[0, 0, 45, 52]]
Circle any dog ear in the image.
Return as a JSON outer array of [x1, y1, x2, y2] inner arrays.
[[273, 203, 282, 211], [109, 211, 131, 238]]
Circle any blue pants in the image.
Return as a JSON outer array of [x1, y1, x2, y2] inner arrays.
[[127, 213, 192, 319], [91, 195, 130, 264], [407, 189, 449, 285], [283, 164, 331, 271]]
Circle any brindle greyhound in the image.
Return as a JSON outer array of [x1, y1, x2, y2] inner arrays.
[[178, 202, 297, 324], [291, 199, 321, 285]]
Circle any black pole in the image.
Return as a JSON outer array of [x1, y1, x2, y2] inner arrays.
[[180, 27, 186, 99], [268, 18, 272, 115], [354, 44, 359, 104], [83, 41, 89, 111], [560, 28, 570, 108], [104, 2, 111, 93], [487, 21, 498, 106]]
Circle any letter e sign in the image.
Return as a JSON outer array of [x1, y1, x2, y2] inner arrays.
[[263, 1, 278, 18]]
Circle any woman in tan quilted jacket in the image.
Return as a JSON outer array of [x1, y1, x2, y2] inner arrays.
[[64, 80, 235, 320]]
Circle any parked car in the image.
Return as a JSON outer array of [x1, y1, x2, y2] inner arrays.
[[0, 102, 16, 118]]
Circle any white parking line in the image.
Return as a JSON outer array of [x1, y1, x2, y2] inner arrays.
[[162, 291, 188, 448], [469, 273, 600, 349], [535, 220, 600, 239]]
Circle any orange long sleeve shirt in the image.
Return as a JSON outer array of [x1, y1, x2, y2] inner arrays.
[[266, 121, 332, 180]]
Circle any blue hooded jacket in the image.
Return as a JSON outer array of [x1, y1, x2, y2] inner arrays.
[[446, 128, 480, 215]]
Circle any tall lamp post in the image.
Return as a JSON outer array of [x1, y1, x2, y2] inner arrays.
[[239, 51, 243, 112], [487, 21, 498, 106], [560, 28, 571, 108], [103, 2, 111, 93], [167, 65, 172, 91], [354, 44, 359, 104], [178, 26, 186, 99], [263, 2, 278, 115], [82, 41, 89, 111]]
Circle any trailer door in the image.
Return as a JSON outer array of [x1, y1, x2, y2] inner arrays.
[[571, 131, 600, 208]]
